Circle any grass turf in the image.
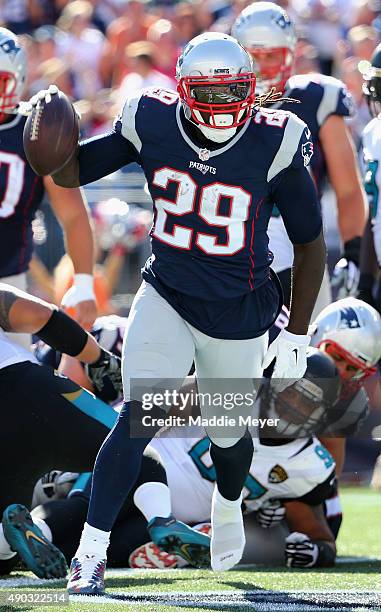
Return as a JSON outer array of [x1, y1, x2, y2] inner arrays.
[[0, 488, 380, 611]]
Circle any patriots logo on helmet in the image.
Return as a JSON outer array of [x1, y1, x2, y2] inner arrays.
[[338, 307, 361, 330], [0, 38, 19, 59], [273, 13, 291, 30], [302, 141, 314, 167]]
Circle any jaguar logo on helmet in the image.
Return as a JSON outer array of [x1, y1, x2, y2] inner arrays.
[[268, 465, 288, 484]]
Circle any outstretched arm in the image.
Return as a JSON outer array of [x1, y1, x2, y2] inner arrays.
[[52, 129, 138, 188], [0, 282, 98, 362], [0, 283, 123, 401]]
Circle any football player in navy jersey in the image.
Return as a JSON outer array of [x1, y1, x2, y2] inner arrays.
[[232, 2, 368, 313], [0, 28, 97, 336], [33, 32, 326, 594]]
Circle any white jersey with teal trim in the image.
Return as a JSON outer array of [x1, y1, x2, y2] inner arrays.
[[150, 427, 335, 524], [0, 328, 37, 370], [362, 116, 381, 266]]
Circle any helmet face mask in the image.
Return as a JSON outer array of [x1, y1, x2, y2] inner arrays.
[[176, 32, 256, 143], [259, 348, 341, 438], [311, 298, 381, 382], [362, 43, 381, 118], [177, 72, 256, 131], [0, 28, 27, 118], [0, 71, 18, 112], [363, 70, 381, 118], [248, 46, 293, 94], [318, 340, 376, 381]]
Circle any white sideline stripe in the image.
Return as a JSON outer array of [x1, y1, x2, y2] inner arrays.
[[0, 556, 380, 588], [68, 591, 381, 610]]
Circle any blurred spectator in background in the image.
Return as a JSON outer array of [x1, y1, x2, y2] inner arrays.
[[293, 40, 320, 74], [341, 56, 371, 147], [55, 0, 105, 98], [102, 0, 157, 86], [294, 0, 343, 75], [147, 19, 180, 80], [347, 25, 379, 60], [117, 41, 175, 108], [172, 2, 202, 46]]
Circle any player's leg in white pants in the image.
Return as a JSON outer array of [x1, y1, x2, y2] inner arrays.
[[76, 282, 197, 561], [122, 281, 195, 402], [0, 273, 32, 350], [190, 327, 268, 570]]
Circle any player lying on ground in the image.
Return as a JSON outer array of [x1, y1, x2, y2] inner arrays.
[[0, 28, 96, 334], [0, 286, 209, 577], [30, 32, 326, 594], [232, 2, 367, 310], [23, 349, 342, 570]]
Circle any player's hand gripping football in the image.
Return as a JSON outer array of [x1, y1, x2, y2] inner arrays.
[[285, 532, 319, 568], [257, 500, 286, 529], [262, 329, 311, 392], [85, 349, 123, 404]]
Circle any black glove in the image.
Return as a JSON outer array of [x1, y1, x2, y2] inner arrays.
[[285, 532, 319, 568], [257, 500, 286, 528], [357, 273, 381, 312], [85, 349, 122, 403]]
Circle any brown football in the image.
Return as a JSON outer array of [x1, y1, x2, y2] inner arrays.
[[23, 90, 79, 176]]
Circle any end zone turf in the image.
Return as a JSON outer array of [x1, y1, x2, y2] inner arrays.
[[0, 489, 379, 611]]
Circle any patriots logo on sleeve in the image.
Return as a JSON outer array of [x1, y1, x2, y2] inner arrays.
[[302, 141, 314, 167]]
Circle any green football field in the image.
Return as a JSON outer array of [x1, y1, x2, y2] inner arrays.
[[0, 488, 380, 612]]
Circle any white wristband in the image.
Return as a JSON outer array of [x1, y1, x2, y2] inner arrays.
[[73, 273, 93, 290], [73, 274, 95, 299]]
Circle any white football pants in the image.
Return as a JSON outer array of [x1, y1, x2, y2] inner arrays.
[[122, 282, 268, 447]]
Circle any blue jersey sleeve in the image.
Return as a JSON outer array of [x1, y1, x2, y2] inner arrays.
[[78, 128, 139, 186], [269, 147, 322, 245]]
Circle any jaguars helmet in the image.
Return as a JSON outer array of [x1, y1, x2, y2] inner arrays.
[[362, 42, 381, 117], [176, 32, 256, 143], [311, 298, 381, 380], [0, 28, 27, 115], [232, 2, 296, 94], [259, 348, 341, 438]]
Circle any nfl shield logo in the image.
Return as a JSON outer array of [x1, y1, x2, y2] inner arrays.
[[199, 148, 210, 161]]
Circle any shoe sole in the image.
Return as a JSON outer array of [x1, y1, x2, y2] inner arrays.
[[155, 532, 210, 569], [2, 504, 67, 579]]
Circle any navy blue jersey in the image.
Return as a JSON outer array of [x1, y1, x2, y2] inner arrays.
[[79, 88, 321, 338], [278, 74, 354, 199], [0, 114, 44, 277]]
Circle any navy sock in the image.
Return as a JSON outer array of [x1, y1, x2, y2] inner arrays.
[[86, 401, 159, 532], [210, 431, 253, 501]]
